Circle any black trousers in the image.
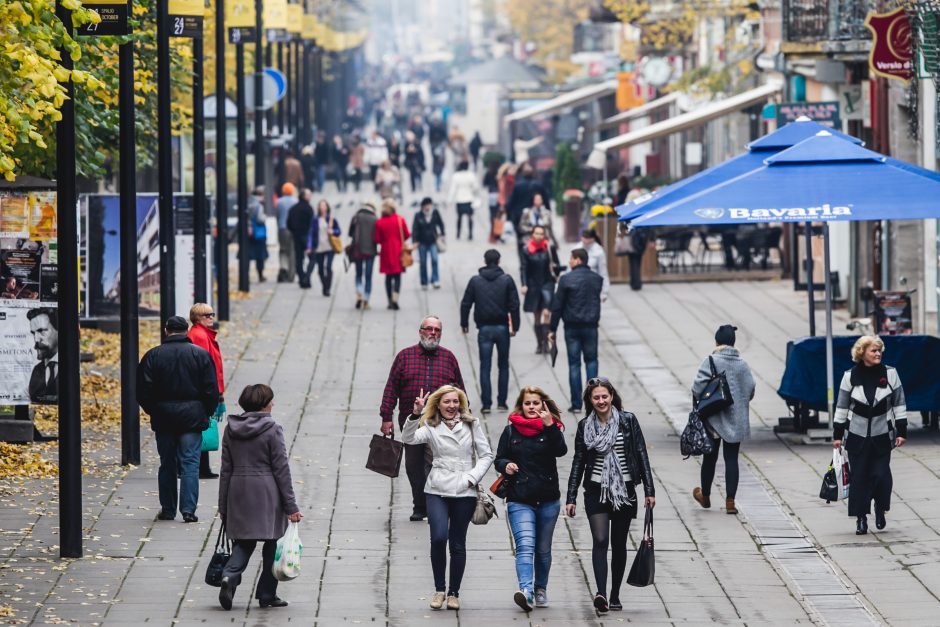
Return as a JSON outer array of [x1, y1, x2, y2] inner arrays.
[[404, 442, 431, 513], [221, 539, 278, 601], [847, 443, 892, 517], [628, 253, 643, 290]]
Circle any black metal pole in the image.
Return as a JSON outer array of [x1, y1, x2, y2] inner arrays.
[[285, 40, 293, 136], [264, 36, 274, 143], [193, 36, 207, 304], [277, 41, 285, 135], [119, 1, 140, 467], [215, 0, 230, 320], [301, 43, 310, 146], [805, 221, 816, 336], [55, 0, 82, 559], [236, 46, 250, 292], [295, 40, 303, 148], [254, 0, 265, 188], [158, 0, 175, 322]]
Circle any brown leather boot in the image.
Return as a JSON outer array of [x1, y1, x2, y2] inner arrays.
[[693, 487, 710, 509], [726, 498, 737, 514]]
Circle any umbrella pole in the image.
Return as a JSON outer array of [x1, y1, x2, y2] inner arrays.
[[823, 222, 835, 432], [805, 221, 816, 336]]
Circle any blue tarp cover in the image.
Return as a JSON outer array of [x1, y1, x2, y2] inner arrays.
[[777, 335, 940, 412]]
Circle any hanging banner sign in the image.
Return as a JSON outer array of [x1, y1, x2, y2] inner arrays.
[[264, 0, 287, 40], [77, 0, 129, 37], [864, 7, 913, 82], [225, 0, 255, 43], [168, 0, 204, 38], [302, 14, 317, 41], [286, 4, 303, 37]]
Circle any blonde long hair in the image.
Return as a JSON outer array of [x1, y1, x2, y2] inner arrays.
[[421, 385, 475, 427]]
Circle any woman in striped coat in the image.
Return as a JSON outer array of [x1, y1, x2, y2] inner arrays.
[[832, 335, 907, 535]]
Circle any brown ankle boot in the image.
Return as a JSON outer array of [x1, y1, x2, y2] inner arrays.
[[726, 498, 737, 514], [693, 487, 711, 509]]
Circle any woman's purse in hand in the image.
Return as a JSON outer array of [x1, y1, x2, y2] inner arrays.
[[365, 433, 404, 478], [489, 473, 508, 499], [469, 424, 497, 524], [626, 507, 655, 587], [696, 356, 734, 419], [205, 522, 232, 587], [398, 216, 414, 269]]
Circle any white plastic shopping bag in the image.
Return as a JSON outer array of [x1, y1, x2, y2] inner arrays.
[[271, 521, 302, 581], [833, 448, 851, 502]]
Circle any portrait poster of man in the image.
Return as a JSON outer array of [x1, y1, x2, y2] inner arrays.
[[0, 303, 57, 405]]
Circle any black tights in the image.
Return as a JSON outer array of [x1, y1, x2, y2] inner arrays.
[[701, 439, 741, 499], [588, 511, 632, 601], [384, 273, 401, 300]]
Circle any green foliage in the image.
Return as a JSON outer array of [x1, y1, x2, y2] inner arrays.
[[552, 142, 582, 215], [482, 151, 505, 168]]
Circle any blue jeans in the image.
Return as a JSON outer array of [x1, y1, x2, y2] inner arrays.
[[426, 494, 476, 594], [478, 324, 510, 408], [418, 243, 439, 286], [564, 326, 599, 409], [354, 257, 374, 300], [316, 164, 327, 192], [507, 500, 561, 593], [155, 430, 202, 515]]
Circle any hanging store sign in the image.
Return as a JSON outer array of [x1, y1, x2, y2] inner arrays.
[[77, 0, 129, 37], [776, 101, 841, 128], [225, 0, 255, 44], [263, 0, 287, 41], [168, 0, 204, 38], [865, 7, 913, 82], [302, 14, 318, 41], [286, 4, 303, 38]]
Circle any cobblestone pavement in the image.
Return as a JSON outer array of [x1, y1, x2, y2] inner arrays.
[[3, 183, 940, 626]]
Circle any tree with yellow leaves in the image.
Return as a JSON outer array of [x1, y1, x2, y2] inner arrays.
[[503, 0, 593, 84]]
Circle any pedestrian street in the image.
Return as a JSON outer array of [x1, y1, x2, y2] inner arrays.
[[4, 198, 940, 626]]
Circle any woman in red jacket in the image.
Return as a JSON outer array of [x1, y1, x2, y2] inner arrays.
[[373, 199, 411, 310], [188, 303, 225, 478]]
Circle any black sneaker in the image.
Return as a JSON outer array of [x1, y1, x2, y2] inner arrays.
[[199, 471, 219, 479], [593, 593, 609, 613], [497, 404, 509, 411], [480, 407, 491, 415], [568, 406, 582, 413], [259, 597, 288, 608], [157, 510, 175, 521], [609, 598, 623, 611], [219, 577, 234, 611], [409, 511, 427, 522], [182, 512, 199, 523]]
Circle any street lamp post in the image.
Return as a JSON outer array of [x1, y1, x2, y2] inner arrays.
[[193, 36, 208, 304], [215, 0, 230, 319], [157, 0, 175, 324], [254, 0, 265, 189], [236, 44, 250, 292]]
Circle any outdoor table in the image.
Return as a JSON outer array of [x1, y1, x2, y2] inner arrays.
[[777, 335, 940, 432]]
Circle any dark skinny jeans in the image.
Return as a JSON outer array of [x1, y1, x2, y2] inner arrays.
[[426, 494, 476, 595], [700, 439, 741, 499]]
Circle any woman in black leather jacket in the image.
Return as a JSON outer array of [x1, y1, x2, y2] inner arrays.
[[494, 386, 567, 611], [565, 377, 655, 614]]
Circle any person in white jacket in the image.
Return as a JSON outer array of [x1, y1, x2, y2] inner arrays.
[[403, 384, 494, 611], [447, 160, 480, 240], [577, 228, 610, 301], [366, 131, 389, 189]]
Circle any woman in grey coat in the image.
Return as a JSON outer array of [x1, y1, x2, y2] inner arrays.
[[218, 384, 302, 611], [690, 325, 756, 515]]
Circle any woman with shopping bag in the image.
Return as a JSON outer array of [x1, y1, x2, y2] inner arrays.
[[402, 385, 494, 611], [565, 378, 655, 614], [187, 302, 225, 479], [217, 384, 302, 611], [832, 335, 907, 535]]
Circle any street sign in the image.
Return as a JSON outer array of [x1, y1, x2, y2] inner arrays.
[[77, 0, 129, 37], [242, 68, 287, 110], [168, 0, 204, 38], [264, 0, 287, 41], [776, 101, 841, 128], [225, 0, 254, 44], [286, 4, 303, 38]]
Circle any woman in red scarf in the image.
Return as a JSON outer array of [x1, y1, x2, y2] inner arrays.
[[494, 386, 567, 611], [519, 225, 561, 354]]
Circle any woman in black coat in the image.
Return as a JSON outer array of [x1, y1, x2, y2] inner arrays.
[[519, 225, 560, 354], [495, 386, 567, 611], [565, 378, 655, 614], [411, 198, 445, 289], [403, 132, 425, 192]]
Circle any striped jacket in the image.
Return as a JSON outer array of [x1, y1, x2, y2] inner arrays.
[[833, 365, 907, 449]]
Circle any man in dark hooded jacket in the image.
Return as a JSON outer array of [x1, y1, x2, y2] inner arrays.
[[460, 249, 520, 412], [138, 316, 219, 522]]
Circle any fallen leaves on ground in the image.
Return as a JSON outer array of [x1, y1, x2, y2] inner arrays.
[[0, 443, 57, 479]]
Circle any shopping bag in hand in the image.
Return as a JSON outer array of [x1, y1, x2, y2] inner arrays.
[[834, 447, 850, 501], [271, 521, 303, 581], [627, 507, 655, 587]]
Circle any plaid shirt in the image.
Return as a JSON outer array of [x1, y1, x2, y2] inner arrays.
[[380, 344, 465, 427]]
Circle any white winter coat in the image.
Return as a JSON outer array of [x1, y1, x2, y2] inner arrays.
[[402, 415, 494, 498], [447, 170, 480, 205]]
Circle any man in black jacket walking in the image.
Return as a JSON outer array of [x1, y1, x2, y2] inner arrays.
[[549, 248, 604, 412], [138, 316, 220, 522], [461, 249, 521, 412]]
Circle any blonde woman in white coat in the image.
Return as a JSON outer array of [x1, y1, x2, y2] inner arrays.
[[403, 384, 495, 611]]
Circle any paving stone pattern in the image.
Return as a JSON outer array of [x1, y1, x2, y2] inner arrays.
[[3, 189, 940, 625]]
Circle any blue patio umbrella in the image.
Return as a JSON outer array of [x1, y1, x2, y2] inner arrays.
[[628, 131, 940, 429], [615, 117, 862, 223]]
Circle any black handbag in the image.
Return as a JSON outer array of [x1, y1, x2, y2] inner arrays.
[[366, 433, 404, 478], [696, 356, 734, 419], [204, 523, 231, 587], [627, 507, 655, 587], [680, 409, 715, 458], [819, 466, 839, 503]]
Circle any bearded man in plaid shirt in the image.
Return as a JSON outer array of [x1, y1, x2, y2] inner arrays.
[[381, 316, 465, 521]]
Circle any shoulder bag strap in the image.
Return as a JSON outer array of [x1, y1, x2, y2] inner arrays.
[[644, 506, 654, 540], [708, 356, 718, 376]]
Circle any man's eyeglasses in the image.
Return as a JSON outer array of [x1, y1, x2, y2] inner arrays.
[[420, 326, 442, 335], [587, 377, 610, 386]]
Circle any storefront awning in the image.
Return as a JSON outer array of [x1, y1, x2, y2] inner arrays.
[[504, 79, 618, 124], [587, 82, 783, 169], [593, 92, 681, 132]]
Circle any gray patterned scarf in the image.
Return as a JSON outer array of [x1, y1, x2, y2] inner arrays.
[[583, 410, 630, 510]]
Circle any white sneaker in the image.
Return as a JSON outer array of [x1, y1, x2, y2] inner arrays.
[[430, 591, 445, 609], [514, 590, 533, 611]]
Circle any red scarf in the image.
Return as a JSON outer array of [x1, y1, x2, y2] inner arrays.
[[527, 238, 548, 255], [508, 413, 565, 436]]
